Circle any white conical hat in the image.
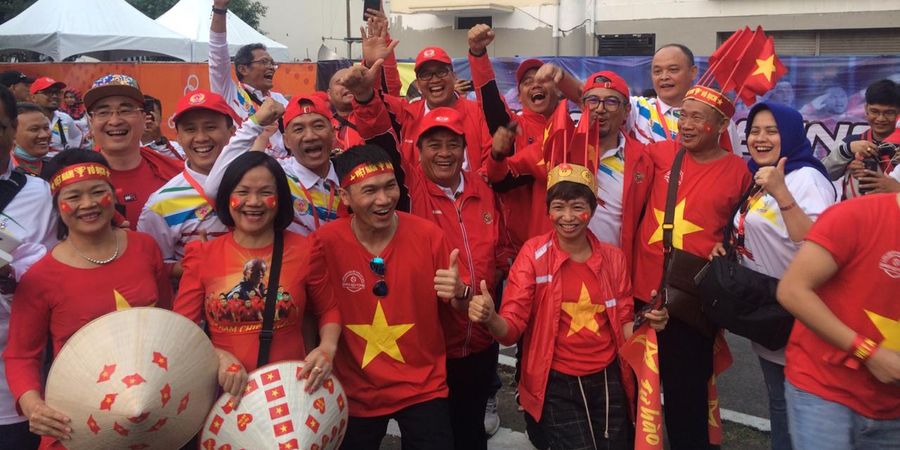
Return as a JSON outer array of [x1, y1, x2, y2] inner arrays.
[[45, 307, 219, 450], [200, 361, 349, 450]]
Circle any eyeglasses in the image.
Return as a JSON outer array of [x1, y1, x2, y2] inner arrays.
[[35, 89, 62, 97], [250, 58, 278, 69], [90, 106, 144, 120], [582, 95, 623, 112], [369, 257, 388, 297], [866, 107, 898, 119], [416, 67, 451, 81]]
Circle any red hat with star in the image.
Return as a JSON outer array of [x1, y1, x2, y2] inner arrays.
[[414, 46, 452, 72], [283, 94, 333, 126]]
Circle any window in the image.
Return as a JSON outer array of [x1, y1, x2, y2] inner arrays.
[[455, 16, 492, 30], [597, 34, 656, 56]]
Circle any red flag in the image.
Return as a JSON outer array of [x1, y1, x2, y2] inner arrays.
[[148, 417, 167, 432], [275, 419, 296, 436], [707, 332, 734, 445], [620, 325, 663, 450], [96, 364, 116, 383], [542, 100, 575, 167], [567, 110, 601, 174], [703, 27, 753, 85], [99, 393, 117, 410], [177, 393, 190, 414], [152, 351, 168, 370], [208, 414, 224, 435], [160, 384, 171, 407], [87, 415, 101, 434], [719, 27, 769, 94], [269, 402, 290, 420], [121, 373, 146, 388], [279, 439, 299, 450], [305, 414, 320, 433], [261, 368, 282, 385], [265, 385, 286, 402], [736, 36, 788, 106]]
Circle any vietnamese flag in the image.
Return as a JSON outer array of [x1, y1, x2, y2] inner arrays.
[[274, 419, 295, 437], [704, 27, 754, 87], [265, 385, 286, 402], [279, 439, 299, 450], [567, 110, 601, 174], [542, 100, 575, 167], [620, 324, 663, 450], [736, 36, 787, 106], [707, 332, 734, 445]]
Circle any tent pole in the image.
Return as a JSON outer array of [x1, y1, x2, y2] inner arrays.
[[346, 0, 352, 59]]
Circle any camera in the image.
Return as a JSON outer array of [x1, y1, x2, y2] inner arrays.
[[859, 142, 898, 194]]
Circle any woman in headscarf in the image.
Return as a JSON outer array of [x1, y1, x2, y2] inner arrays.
[[712, 101, 837, 450]]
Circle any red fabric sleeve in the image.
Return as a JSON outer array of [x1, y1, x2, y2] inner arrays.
[[147, 235, 173, 310], [381, 94, 410, 128], [493, 195, 515, 276], [4, 268, 52, 403], [804, 201, 858, 267], [305, 235, 341, 327], [352, 96, 396, 142], [469, 50, 496, 91], [482, 155, 514, 183], [172, 240, 206, 324], [497, 249, 537, 346], [611, 250, 635, 328], [473, 111, 494, 170], [381, 35, 402, 97]]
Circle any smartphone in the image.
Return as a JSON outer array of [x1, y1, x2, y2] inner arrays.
[[363, 0, 381, 20], [633, 290, 667, 330]]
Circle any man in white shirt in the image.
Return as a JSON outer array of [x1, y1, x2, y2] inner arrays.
[[29, 77, 83, 158], [0, 84, 56, 450], [209, 0, 288, 157]]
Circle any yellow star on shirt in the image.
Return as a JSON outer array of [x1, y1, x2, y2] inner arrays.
[[752, 55, 777, 82], [346, 301, 414, 368], [561, 283, 605, 337], [114, 290, 131, 310], [750, 196, 782, 229], [865, 310, 900, 351], [648, 199, 704, 248]]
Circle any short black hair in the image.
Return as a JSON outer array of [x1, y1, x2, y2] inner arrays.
[[865, 79, 900, 108], [43, 149, 114, 240], [0, 85, 16, 128], [144, 95, 162, 113], [656, 43, 696, 67], [546, 181, 598, 215], [333, 144, 394, 184], [215, 152, 293, 231], [16, 101, 44, 116], [234, 43, 268, 82]]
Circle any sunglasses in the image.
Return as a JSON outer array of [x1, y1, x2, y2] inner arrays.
[[369, 257, 388, 297]]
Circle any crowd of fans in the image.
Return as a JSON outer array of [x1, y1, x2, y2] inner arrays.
[[0, 1, 897, 449]]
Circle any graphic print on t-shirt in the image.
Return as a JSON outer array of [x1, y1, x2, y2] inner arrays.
[[205, 257, 295, 326]]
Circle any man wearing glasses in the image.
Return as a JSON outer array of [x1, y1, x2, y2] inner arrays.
[[83, 75, 181, 229], [209, 0, 288, 157], [29, 77, 83, 158]]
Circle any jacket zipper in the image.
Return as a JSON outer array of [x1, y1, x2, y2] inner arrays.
[[455, 197, 478, 358]]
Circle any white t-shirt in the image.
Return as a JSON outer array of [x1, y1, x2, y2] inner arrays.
[[588, 134, 626, 246], [733, 166, 836, 363]]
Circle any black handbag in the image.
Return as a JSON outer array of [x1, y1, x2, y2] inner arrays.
[[695, 185, 794, 351], [658, 148, 717, 338]]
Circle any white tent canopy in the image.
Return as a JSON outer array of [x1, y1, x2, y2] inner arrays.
[[0, 0, 193, 61], [156, 0, 291, 62]]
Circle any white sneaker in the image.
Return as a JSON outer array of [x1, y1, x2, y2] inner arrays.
[[484, 395, 500, 436]]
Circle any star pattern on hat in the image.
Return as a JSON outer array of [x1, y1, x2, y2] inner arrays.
[[561, 283, 606, 337], [346, 301, 414, 368]]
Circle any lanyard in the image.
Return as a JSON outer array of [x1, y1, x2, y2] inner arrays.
[[655, 101, 674, 142], [735, 186, 764, 258], [298, 180, 336, 230], [182, 169, 216, 215]]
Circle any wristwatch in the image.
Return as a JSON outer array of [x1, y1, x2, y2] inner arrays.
[[456, 284, 471, 300]]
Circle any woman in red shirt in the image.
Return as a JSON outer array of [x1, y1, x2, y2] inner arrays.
[[173, 152, 340, 403], [469, 163, 669, 449], [3, 150, 173, 447]]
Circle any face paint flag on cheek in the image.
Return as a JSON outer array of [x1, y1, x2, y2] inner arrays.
[[99, 192, 114, 208], [230, 195, 242, 210], [59, 201, 75, 214], [264, 196, 277, 210], [579, 212, 590, 222]]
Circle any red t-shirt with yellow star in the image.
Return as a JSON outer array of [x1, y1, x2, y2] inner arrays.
[[632, 142, 751, 301], [785, 193, 900, 419], [174, 231, 340, 372], [313, 213, 450, 417], [551, 260, 617, 376]]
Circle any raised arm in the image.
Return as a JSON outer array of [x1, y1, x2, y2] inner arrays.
[[209, 0, 237, 100]]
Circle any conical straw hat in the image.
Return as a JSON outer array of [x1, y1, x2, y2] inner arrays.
[[201, 361, 349, 450], [45, 307, 219, 450]]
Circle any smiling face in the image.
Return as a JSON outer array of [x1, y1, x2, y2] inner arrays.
[[57, 179, 116, 236], [677, 99, 726, 153], [237, 49, 276, 92], [548, 196, 592, 241], [88, 96, 145, 155], [747, 109, 782, 167], [866, 103, 898, 138], [415, 61, 457, 108], [15, 110, 51, 159], [583, 86, 629, 139], [339, 172, 400, 233], [176, 109, 235, 175], [518, 68, 559, 116], [32, 87, 62, 111], [418, 128, 465, 188], [651, 46, 697, 107], [228, 165, 279, 237], [284, 110, 335, 176], [327, 68, 353, 113]]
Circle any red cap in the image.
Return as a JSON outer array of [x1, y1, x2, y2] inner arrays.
[[30, 76, 66, 95], [582, 71, 630, 99], [414, 107, 465, 145], [283, 94, 332, 125], [415, 47, 452, 71], [173, 90, 240, 125], [515, 59, 544, 86]]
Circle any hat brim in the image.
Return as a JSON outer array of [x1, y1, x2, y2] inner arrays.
[[173, 105, 240, 126], [84, 85, 144, 111]]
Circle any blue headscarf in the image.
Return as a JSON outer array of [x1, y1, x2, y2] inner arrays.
[[745, 101, 830, 180]]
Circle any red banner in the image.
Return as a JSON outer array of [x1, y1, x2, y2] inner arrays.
[[621, 325, 663, 450]]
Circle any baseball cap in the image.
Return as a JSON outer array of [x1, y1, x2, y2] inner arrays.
[[415, 107, 465, 145], [515, 59, 544, 86], [173, 90, 240, 125], [29, 76, 66, 95], [582, 70, 630, 99], [414, 47, 452, 72], [83, 74, 144, 111], [0, 70, 34, 88], [283, 94, 332, 125]]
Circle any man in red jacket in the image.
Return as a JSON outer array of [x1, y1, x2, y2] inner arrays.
[[341, 61, 513, 450]]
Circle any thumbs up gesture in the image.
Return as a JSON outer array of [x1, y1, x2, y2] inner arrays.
[[434, 248, 468, 303], [754, 156, 789, 201], [468, 280, 496, 323]]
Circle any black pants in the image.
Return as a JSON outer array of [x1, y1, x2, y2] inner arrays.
[[340, 398, 454, 450], [447, 345, 498, 450], [0, 420, 39, 450], [539, 362, 632, 450], [658, 316, 716, 450]]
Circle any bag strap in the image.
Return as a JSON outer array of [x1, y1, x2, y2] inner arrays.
[[244, 88, 285, 135], [657, 148, 687, 295], [256, 230, 285, 367], [55, 117, 68, 149], [722, 183, 761, 258], [0, 171, 27, 215]]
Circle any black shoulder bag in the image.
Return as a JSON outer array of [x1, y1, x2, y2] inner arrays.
[[695, 185, 794, 351], [659, 148, 717, 338], [256, 230, 285, 367]]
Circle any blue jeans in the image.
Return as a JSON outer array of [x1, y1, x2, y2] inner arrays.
[[758, 357, 792, 450], [785, 380, 900, 450]]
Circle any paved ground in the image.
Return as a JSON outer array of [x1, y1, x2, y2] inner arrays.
[[379, 333, 773, 449]]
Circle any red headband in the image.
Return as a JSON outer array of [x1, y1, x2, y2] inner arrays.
[[50, 163, 111, 195], [340, 161, 395, 187]]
